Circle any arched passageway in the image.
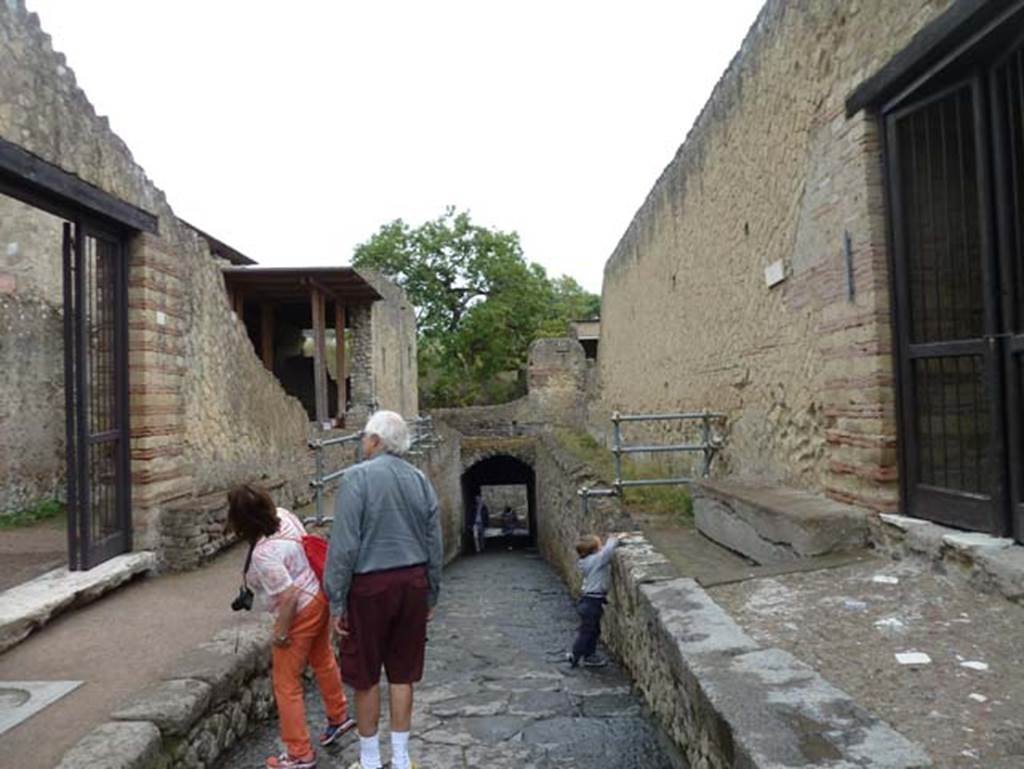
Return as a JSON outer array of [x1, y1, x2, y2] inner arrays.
[[460, 454, 536, 552]]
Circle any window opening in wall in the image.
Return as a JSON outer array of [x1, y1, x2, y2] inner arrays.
[[883, 12, 1024, 542]]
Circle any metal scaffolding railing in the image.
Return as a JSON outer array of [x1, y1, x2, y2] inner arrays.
[[305, 414, 440, 526], [578, 409, 725, 515]]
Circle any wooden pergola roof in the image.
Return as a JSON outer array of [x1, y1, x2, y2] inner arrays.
[[221, 266, 382, 304]]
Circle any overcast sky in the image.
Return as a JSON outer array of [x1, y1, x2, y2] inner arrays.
[[26, 1, 763, 293]]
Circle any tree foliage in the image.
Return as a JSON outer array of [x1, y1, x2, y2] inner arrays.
[[352, 208, 599, 406]]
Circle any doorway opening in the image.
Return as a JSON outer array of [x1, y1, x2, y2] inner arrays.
[[460, 455, 536, 552]]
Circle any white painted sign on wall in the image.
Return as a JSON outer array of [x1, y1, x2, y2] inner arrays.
[[764, 260, 785, 288]]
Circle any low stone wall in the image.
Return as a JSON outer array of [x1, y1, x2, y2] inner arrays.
[[532, 432, 930, 768], [57, 621, 274, 769]]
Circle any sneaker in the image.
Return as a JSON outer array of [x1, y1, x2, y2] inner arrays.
[[265, 752, 317, 769], [582, 653, 608, 668], [565, 651, 580, 668], [319, 716, 357, 746]]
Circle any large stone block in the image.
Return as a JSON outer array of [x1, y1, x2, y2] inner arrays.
[[54, 721, 168, 769], [694, 479, 868, 564], [112, 679, 212, 737]]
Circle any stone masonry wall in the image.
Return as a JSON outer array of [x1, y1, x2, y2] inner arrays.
[[348, 303, 374, 416], [598, 0, 954, 513], [362, 269, 418, 418], [411, 419, 463, 565], [0, 1, 312, 563], [0, 196, 66, 514]]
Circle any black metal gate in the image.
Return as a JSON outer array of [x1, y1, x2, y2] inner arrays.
[[62, 221, 132, 569], [886, 32, 1024, 540]]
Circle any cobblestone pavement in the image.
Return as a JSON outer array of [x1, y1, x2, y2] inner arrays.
[[221, 550, 682, 769]]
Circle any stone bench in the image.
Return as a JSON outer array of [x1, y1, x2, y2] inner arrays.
[[694, 479, 869, 564]]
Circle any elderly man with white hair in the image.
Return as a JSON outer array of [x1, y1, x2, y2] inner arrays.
[[325, 410, 443, 769]]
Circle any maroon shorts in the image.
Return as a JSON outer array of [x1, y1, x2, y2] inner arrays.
[[339, 564, 429, 690]]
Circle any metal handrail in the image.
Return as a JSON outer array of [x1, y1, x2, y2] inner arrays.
[[306, 431, 362, 526], [578, 409, 725, 515], [305, 414, 440, 526]]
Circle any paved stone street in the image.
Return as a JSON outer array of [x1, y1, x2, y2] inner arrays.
[[221, 550, 681, 769]]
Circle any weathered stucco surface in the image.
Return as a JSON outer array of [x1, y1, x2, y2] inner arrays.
[[0, 208, 65, 513], [597, 0, 954, 514]]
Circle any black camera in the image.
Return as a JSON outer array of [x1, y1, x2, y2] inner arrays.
[[231, 585, 254, 612]]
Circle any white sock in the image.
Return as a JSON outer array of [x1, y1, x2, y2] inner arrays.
[[359, 733, 381, 769], [391, 730, 411, 769]]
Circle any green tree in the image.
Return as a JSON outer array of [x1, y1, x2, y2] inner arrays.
[[353, 207, 598, 406]]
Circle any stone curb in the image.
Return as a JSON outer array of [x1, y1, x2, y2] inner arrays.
[[55, 721, 167, 769], [608, 535, 932, 769], [873, 513, 1024, 602], [57, 619, 272, 769], [0, 551, 157, 654]]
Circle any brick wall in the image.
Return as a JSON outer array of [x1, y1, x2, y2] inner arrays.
[[597, 0, 954, 514]]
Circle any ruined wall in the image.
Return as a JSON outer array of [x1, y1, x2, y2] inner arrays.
[[598, 0, 954, 513], [0, 1, 312, 563], [431, 337, 588, 436], [362, 270, 418, 418], [0, 196, 65, 514], [411, 420, 463, 565]]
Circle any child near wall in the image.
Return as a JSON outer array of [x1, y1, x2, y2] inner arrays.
[[566, 532, 622, 668]]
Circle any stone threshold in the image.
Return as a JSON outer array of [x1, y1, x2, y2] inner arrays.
[[0, 551, 157, 654], [872, 513, 1024, 602], [607, 535, 932, 768]]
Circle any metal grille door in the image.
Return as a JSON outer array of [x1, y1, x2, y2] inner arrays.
[[993, 41, 1024, 541], [886, 33, 1024, 540], [63, 222, 132, 570], [888, 79, 1003, 534]]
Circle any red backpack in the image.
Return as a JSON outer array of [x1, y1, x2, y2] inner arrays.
[[302, 534, 329, 585]]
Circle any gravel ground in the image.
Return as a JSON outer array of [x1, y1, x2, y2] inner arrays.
[[709, 554, 1024, 769], [220, 550, 682, 769]]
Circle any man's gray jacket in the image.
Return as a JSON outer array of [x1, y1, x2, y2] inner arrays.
[[325, 451, 443, 616]]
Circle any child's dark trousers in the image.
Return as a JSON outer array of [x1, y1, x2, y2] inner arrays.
[[572, 594, 606, 660]]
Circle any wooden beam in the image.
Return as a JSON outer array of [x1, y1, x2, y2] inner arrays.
[[311, 287, 329, 425], [0, 136, 159, 233], [233, 289, 245, 318], [335, 303, 347, 416], [260, 304, 275, 371], [845, 0, 1024, 115]]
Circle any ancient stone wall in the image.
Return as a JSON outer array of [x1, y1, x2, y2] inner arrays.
[[361, 269, 418, 418], [598, 0, 954, 513], [347, 303, 374, 416], [0, 196, 67, 514], [0, 1, 312, 562]]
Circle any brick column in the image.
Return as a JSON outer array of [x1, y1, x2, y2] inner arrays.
[[126, 231, 194, 552], [818, 112, 900, 513]]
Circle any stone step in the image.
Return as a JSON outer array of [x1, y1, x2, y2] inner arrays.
[[694, 479, 869, 564], [0, 551, 156, 654]]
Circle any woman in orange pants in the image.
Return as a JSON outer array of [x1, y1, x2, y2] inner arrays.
[[228, 484, 355, 769]]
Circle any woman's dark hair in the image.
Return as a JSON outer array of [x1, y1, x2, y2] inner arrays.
[[226, 484, 280, 543]]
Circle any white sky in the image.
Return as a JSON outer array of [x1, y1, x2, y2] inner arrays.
[[26, 0, 763, 293]]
